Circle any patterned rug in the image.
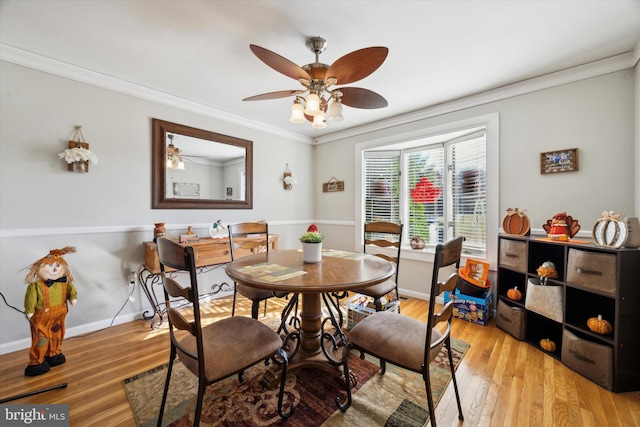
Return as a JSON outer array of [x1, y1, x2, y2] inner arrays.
[[123, 338, 468, 427]]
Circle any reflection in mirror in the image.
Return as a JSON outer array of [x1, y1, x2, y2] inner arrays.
[[152, 119, 253, 209]]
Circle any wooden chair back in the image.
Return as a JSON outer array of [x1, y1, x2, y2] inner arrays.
[[425, 236, 464, 357], [228, 222, 270, 260], [156, 238, 204, 371], [363, 221, 403, 282]]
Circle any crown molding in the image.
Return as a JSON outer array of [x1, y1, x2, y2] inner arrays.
[[2, 43, 636, 146], [0, 44, 311, 144], [315, 51, 638, 144]]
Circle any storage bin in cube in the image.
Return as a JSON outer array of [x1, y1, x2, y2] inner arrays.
[[444, 288, 493, 325], [344, 293, 399, 330]]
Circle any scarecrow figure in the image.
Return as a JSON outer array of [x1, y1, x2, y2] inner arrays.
[[23, 246, 78, 376]]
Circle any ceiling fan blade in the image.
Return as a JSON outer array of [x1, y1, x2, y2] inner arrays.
[[250, 44, 310, 81], [339, 87, 388, 109], [326, 47, 388, 85], [243, 90, 304, 101]]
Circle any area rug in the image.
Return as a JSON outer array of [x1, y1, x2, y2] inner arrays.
[[124, 338, 468, 427]]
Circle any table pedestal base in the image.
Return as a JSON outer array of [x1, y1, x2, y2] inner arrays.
[[264, 293, 356, 391]]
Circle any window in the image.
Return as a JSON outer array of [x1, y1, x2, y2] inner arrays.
[[364, 152, 400, 224], [363, 129, 487, 256]]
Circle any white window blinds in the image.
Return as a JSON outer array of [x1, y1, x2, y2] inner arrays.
[[362, 130, 487, 256], [363, 151, 400, 224]]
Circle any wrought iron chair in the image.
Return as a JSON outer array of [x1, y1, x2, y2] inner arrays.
[[337, 236, 465, 426], [358, 221, 403, 311], [228, 222, 283, 319], [156, 237, 293, 426]]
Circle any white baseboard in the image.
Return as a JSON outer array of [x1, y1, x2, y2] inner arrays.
[[0, 312, 141, 355]]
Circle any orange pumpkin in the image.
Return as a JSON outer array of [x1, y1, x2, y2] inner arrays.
[[540, 338, 556, 352], [587, 315, 612, 334], [506, 286, 522, 301], [503, 208, 530, 236]]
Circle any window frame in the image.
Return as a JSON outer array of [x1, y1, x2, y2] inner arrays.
[[355, 114, 500, 265]]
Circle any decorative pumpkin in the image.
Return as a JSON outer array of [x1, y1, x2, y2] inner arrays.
[[540, 338, 556, 352], [592, 211, 628, 248], [587, 314, 613, 334], [502, 208, 530, 236], [506, 286, 522, 301]]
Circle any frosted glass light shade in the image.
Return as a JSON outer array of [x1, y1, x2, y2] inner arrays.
[[304, 93, 321, 116], [312, 112, 327, 129], [328, 100, 343, 121], [289, 101, 305, 123]]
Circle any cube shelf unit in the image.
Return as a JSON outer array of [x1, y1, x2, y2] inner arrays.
[[497, 234, 640, 392]]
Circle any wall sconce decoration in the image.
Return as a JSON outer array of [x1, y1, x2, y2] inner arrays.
[[283, 163, 294, 190], [58, 126, 98, 173]]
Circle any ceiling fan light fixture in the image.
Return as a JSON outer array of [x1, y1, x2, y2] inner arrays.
[[289, 98, 306, 123], [312, 111, 327, 129], [304, 93, 321, 116], [244, 37, 388, 130], [328, 99, 343, 122]]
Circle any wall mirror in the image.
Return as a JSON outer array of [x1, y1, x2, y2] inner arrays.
[[152, 118, 253, 209]]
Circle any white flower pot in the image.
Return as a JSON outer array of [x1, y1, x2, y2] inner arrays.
[[302, 242, 323, 263]]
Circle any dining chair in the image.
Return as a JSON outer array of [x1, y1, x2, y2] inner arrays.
[[337, 236, 465, 426], [358, 221, 403, 311], [228, 221, 283, 319], [156, 237, 293, 426]]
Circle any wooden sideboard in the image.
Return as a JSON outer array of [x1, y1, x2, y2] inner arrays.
[[140, 234, 278, 328], [143, 235, 279, 274]]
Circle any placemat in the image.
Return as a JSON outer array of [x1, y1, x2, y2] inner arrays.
[[237, 263, 307, 281]]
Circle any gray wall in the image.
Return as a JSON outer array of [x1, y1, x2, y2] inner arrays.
[[314, 70, 637, 297], [0, 61, 314, 352], [0, 60, 637, 353]]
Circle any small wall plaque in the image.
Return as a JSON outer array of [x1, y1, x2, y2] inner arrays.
[[540, 148, 579, 174], [322, 177, 344, 192]]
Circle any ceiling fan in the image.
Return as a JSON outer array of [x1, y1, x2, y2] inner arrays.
[[242, 36, 388, 129]]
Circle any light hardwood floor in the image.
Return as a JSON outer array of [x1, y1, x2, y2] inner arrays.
[[0, 294, 638, 426]]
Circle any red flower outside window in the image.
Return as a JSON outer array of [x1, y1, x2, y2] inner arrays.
[[410, 176, 441, 204]]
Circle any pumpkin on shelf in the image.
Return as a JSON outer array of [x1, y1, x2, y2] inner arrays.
[[502, 208, 530, 236], [506, 286, 522, 301], [592, 211, 628, 248], [587, 315, 613, 335], [540, 338, 556, 352]]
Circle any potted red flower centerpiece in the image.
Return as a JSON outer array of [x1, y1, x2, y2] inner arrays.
[[300, 224, 324, 263]]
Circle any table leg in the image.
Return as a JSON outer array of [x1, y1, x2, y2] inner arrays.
[[138, 267, 165, 329], [265, 293, 353, 390]]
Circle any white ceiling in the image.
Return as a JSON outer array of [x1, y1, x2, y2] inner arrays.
[[1, 0, 639, 142]]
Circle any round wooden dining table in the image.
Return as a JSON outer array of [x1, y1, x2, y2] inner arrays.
[[225, 249, 395, 385]]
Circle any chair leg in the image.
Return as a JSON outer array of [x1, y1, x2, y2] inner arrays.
[[446, 339, 464, 420], [374, 297, 383, 312], [251, 300, 260, 319], [275, 348, 294, 418], [193, 378, 207, 426], [157, 354, 175, 427], [231, 283, 238, 317], [424, 369, 437, 427]]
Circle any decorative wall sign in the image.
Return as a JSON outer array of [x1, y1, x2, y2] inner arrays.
[[173, 182, 200, 197], [322, 177, 344, 192], [540, 148, 579, 174]]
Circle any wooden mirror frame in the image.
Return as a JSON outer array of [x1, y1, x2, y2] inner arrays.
[[152, 118, 253, 209]]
